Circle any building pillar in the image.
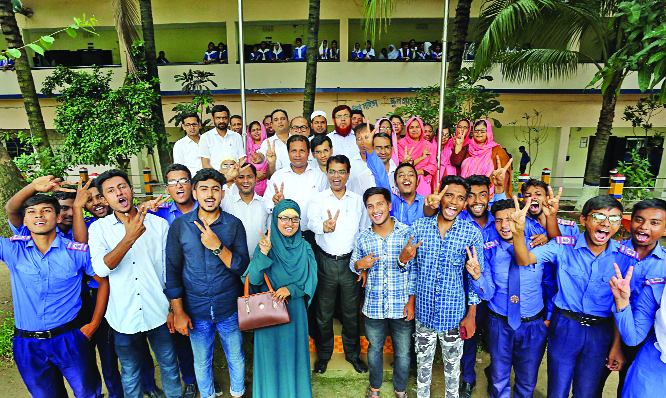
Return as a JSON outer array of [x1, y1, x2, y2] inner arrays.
[[551, 126, 571, 187], [340, 18, 349, 62], [228, 18, 238, 64]]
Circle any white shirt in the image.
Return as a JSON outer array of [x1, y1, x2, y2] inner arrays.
[[199, 129, 245, 169], [172, 135, 202, 176], [220, 191, 269, 259], [307, 188, 364, 255], [223, 182, 239, 197], [258, 134, 290, 172], [350, 154, 397, 196], [363, 48, 375, 58], [89, 212, 170, 334], [328, 132, 358, 161], [264, 164, 328, 232]]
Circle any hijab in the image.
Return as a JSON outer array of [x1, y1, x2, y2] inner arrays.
[[439, 127, 457, 178], [272, 42, 283, 57], [455, 118, 473, 148], [388, 44, 399, 60], [375, 117, 400, 165], [424, 42, 432, 56], [460, 119, 501, 178], [246, 121, 268, 195], [319, 41, 328, 58], [250, 200, 318, 306], [397, 117, 436, 175]]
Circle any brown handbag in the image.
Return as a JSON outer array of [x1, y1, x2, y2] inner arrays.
[[237, 273, 290, 331]]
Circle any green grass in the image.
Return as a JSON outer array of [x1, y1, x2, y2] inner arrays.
[[0, 311, 14, 365]]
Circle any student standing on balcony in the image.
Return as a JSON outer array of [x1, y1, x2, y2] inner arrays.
[[415, 43, 428, 60], [388, 44, 400, 60], [290, 38, 307, 60], [363, 40, 376, 60], [257, 41, 271, 61], [217, 42, 228, 64], [156, 51, 169, 64], [329, 40, 340, 60], [270, 42, 285, 61], [203, 42, 218, 64], [432, 44, 443, 60], [319, 39, 329, 59], [199, 104, 245, 170], [351, 42, 363, 61]]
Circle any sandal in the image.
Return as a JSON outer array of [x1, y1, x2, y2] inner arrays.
[[365, 385, 380, 397], [395, 393, 407, 398]]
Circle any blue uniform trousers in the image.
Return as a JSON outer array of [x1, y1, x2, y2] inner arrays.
[[461, 301, 488, 383], [140, 327, 197, 390], [595, 339, 643, 398], [14, 328, 100, 398], [486, 313, 547, 398], [547, 310, 614, 398]]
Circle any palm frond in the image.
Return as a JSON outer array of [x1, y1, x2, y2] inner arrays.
[[361, 0, 398, 42], [497, 49, 580, 82], [111, 0, 141, 76]]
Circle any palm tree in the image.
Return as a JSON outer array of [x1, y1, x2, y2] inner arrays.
[[303, 0, 321, 120], [471, 0, 630, 207]]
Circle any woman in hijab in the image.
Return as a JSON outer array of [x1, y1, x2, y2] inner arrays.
[[319, 39, 329, 59], [271, 42, 284, 60], [387, 44, 400, 60], [246, 121, 269, 195], [451, 119, 512, 195], [375, 118, 400, 165], [438, 125, 457, 179], [424, 42, 432, 59], [397, 117, 437, 196], [244, 200, 318, 398]]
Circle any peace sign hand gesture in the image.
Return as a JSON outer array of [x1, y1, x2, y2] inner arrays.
[[403, 147, 415, 165], [542, 186, 563, 217], [490, 156, 513, 194], [73, 178, 94, 209], [272, 182, 285, 205], [143, 194, 169, 212], [609, 263, 633, 311], [509, 195, 529, 235], [361, 118, 376, 152], [258, 228, 272, 255], [425, 185, 447, 210], [194, 219, 222, 251], [399, 235, 424, 264], [31, 175, 78, 193], [266, 140, 277, 165], [323, 209, 340, 233], [355, 252, 379, 270], [465, 246, 482, 281]]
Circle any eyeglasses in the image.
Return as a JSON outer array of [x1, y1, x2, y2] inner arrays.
[[473, 129, 487, 133], [166, 178, 190, 187], [183, 123, 199, 128], [290, 125, 309, 132], [335, 115, 350, 120], [327, 170, 348, 176], [277, 216, 300, 224], [589, 213, 622, 225], [379, 126, 391, 131], [221, 164, 235, 169]]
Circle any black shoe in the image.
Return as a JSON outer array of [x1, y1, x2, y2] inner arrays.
[[459, 381, 476, 398], [182, 383, 197, 398], [314, 358, 329, 374], [484, 366, 492, 397], [143, 388, 165, 398], [214, 380, 223, 396], [346, 357, 368, 374]]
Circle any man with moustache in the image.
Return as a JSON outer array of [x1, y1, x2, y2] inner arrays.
[[328, 105, 358, 159], [409, 176, 483, 398], [88, 169, 183, 398], [290, 116, 311, 137], [307, 154, 366, 374], [311, 110, 328, 136], [220, 163, 270, 259], [165, 168, 250, 398], [200, 104, 245, 170], [229, 115, 243, 134], [263, 114, 275, 137], [350, 110, 364, 130], [257, 109, 291, 176], [173, 112, 203, 175]]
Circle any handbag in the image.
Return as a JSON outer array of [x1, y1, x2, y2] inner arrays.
[[237, 273, 290, 331]]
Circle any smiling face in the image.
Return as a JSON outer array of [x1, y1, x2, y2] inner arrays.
[[277, 214, 299, 237], [523, 185, 547, 217], [366, 193, 392, 226], [220, 159, 237, 173], [440, 184, 468, 221], [351, 113, 363, 129], [193, 178, 223, 212], [408, 120, 422, 140], [313, 141, 331, 167], [213, 110, 229, 131], [473, 121, 488, 145], [101, 176, 134, 214], [312, 116, 327, 134], [467, 185, 490, 218], [263, 116, 274, 135], [236, 167, 257, 196], [631, 208, 666, 248], [250, 123, 262, 142], [84, 186, 110, 219], [374, 136, 393, 165], [378, 120, 392, 134], [272, 111, 289, 135], [230, 117, 242, 133], [395, 164, 417, 195], [288, 140, 309, 168], [494, 208, 516, 241], [424, 125, 435, 142], [57, 198, 74, 229], [456, 120, 469, 138], [166, 170, 192, 205], [24, 203, 60, 235], [327, 160, 349, 192], [391, 117, 404, 134], [440, 128, 451, 146], [580, 208, 623, 246]]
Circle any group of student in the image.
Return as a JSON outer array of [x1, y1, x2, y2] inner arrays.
[[3, 100, 666, 398], [203, 42, 229, 64], [247, 38, 311, 62]]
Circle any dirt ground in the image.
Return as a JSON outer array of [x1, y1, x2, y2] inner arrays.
[[0, 264, 619, 398]]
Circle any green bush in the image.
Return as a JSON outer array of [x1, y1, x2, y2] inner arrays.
[[616, 148, 655, 200], [0, 311, 15, 364]]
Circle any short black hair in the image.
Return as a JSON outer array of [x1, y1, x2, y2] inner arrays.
[[519, 146, 526, 151], [181, 112, 201, 123], [21, 193, 60, 216], [96, 169, 132, 196], [271, 109, 288, 120], [191, 168, 226, 189], [164, 163, 192, 182], [521, 179, 548, 195], [394, 162, 417, 184], [581, 195, 623, 217], [263, 114, 272, 122], [490, 198, 523, 216], [296, 38, 302, 43], [351, 110, 364, 117], [240, 162, 257, 176], [211, 104, 230, 118], [52, 191, 76, 201], [366, 40, 372, 45], [631, 198, 666, 218], [230, 115, 242, 122], [332, 40, 338, 45], [311, 134, 332, 151], [440, 175, 471, 194], [363, 187, 391, 206], [389, 115, 404, 125], [465, 175, 491, 190], [287, 134, 310, 152], [326, 155, 351, 173], [353, 123, 368, 134], [373, 132, 393, 146]]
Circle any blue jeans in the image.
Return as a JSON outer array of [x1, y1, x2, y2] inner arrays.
[[189, 312, 245, 398], [113, 323, 182, 398], [364, 316, 414, 393]]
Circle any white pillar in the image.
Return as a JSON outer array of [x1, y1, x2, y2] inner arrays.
[[551, 126, 571, 187]]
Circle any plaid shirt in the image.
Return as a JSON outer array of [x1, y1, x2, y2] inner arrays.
[[410, 215, 484, 332], [349, 218, 415, 320]]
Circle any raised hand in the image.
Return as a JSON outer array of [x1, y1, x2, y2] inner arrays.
[[361, 118, 376, 151], [142, 194, 169, 212], [123, 205, 148, 243], [323, 209, 340, 233], [31, 175, 78, 193], [453, 129, 466, 149], [465, 246, 482, 280], [509, 196, 529, 235], [355, 252, 379, 270], [403, 147, 415, 165], [74, 178, 94, 209], [250, 151, 263, 164], [266, 140, 277, 164], [425, 185, 447, 210], [222, 164, 240, 182], [542, 186, 563, 217], [529, 234, 548, 248], [272, 182, 285, 205], [490, 156, 513, 194], [194, 219, 222, 251], [609, 263, 633, 310], [399, 235, 424, 264], [258, 228, 272, 255]]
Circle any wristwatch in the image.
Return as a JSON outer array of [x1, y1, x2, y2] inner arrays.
[[212, 245, 224, 256]]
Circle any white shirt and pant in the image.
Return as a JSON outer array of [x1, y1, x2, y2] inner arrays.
[[172, 135, 202, 176]]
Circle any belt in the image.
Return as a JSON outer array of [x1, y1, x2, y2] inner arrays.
[[557, 307, 611, 327], [488, 308, 545, 324], [318, 249, 352, 261], [14, 318, 80, 339]]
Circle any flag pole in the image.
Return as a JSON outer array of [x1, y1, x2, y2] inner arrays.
[[435, 0, 451, 192], [237, 0, 247, 144]]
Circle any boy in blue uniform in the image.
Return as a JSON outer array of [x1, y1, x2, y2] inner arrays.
[[596, 198, 666, 397], [1, 192, 109, 397], [511, 194, 638, 398], [467, 199, 548, 398]]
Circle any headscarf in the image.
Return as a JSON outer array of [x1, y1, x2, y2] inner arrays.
[[388, 44, 399, 60], [374, 117, 400, 165], [439, 127, 457, 178], [246, 200, 318, 306], [397, 117, 436, 176], [272, 42, 283, 57], [424, 42, 432, 57], [246, 121, 268, 195], [332, 104, 353, 137], [460, 119, 501, 178], [319, 41, 328, 58], [455, 118, 473, 148], [311, 110, 327, 121]]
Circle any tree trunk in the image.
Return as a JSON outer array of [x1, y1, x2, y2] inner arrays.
[[303, 0, 321, 120], [138, 0, 171, 180], [446, 0, 473, 88], [0, 0, 53, 168], [0, 143, 27, 237], [574, 70, 624, 211]]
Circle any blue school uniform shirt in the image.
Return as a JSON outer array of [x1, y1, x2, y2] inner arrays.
[[218, 50, 228, 62], [271, 51, 284, 60], [530, 231, 639, 317], [203, 50, 218, 62], [621, 239, 666, 308], [150, 201, 198, 226], [292, 46, 306, 60], [0, 234, 94, 331], [351, 50, 363, 60], [328, 48, 339, 59], [9, 221, 74, 240], [457, 192, 507, 241]]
